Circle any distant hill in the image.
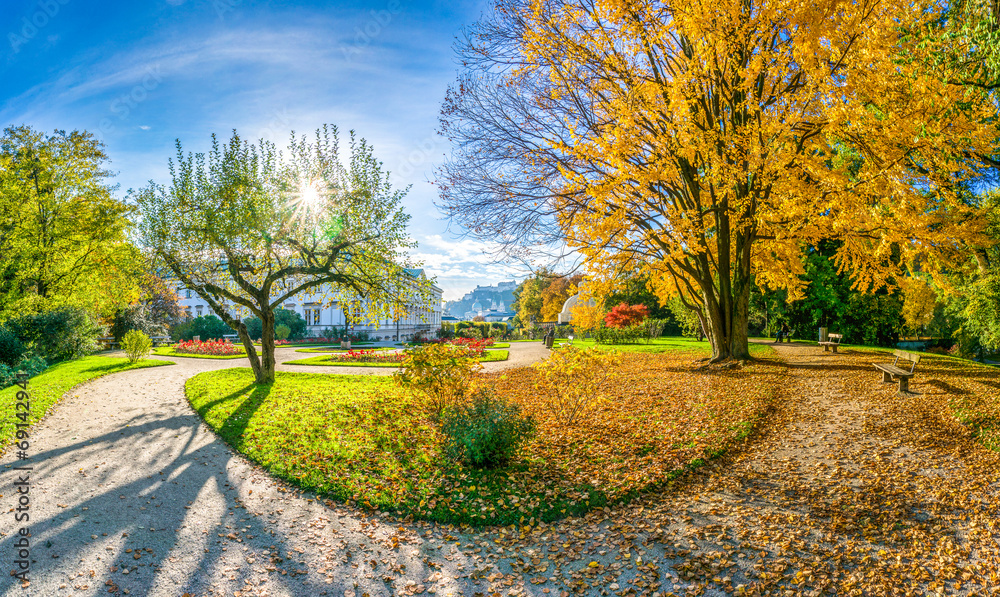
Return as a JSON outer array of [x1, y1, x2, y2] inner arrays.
[[444, 281, 518, 319]]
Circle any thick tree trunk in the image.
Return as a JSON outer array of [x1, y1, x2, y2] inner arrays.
[[257, 310, 277, 384], [237, 321, 264, 382], [699, 259, 753, 363]]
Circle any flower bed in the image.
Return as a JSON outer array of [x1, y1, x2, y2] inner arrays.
[[333, 349, 407, 364], [176, 339, 243, 356]]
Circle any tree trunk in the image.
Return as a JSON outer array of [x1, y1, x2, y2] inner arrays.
[[237, 321, 264, 382], [699, 262, 753, 363], [257, 309, 277, 384]]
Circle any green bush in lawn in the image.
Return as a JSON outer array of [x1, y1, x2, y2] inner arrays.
[[6, 307, 103, 361], [122, 330, 153, 363], [440, 388, 536, 468], [0, 355, 47, 389], [0, 326, 25, 367], [275, 324, 291, 340]]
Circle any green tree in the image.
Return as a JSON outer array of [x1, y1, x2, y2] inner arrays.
[[135, 126, 426, 383], [0, 125, 140, 318]]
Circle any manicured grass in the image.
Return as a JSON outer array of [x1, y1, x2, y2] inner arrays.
[[153, 347, 247, 360], [285, 349, 511, 367], [295, 347, 351, 354], [187, 350, 781, 527], [0, 356, 172, 449]]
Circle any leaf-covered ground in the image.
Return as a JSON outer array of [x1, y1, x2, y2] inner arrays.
[[461, 344, 1000, 596], [186, 348, 779, 526]]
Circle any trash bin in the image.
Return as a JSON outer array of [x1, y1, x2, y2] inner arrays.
[[819, 327, 828, 343]]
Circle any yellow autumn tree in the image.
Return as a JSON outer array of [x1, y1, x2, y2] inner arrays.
[[439, 0, 997, 362], [901, 277, 938, 337]]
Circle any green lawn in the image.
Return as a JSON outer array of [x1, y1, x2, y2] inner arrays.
[[1, 356, 172, 448], [285, 349, 510, 367], [153, 347, 248, 360], [187, 350, 781, 527]]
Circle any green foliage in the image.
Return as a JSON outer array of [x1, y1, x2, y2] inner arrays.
[[121, 330, 153, 364], [171, 315, 235, 342], [0, 125, 141, 319], [749, 241, 905, 347], [109, 274, 183, 341], [0, 355, 47, 390], [134, 126, 426, 384], [275, 324, 291, 340], [0, 326, 25, 367], [6, 307, 103, 362], [440, 388, 536, 468], [394, 343, 483, 418], [668, 297, 704, 338], [592, 325, 647, 345], [242, 309, 307, 341]]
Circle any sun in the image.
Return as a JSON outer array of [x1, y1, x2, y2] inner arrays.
[[298, 180, 323, 208]]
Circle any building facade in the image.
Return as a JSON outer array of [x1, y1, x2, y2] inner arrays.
[[174, 268, 443, 341]]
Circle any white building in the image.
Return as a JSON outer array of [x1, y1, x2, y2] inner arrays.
[[174, 268, 443, 341]]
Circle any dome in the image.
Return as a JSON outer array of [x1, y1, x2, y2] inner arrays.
[[558, 292, 595, 324]]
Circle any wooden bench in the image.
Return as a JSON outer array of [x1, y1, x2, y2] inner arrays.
[[97, 336, 119, 350], [150, 336, 170, 347], [873, 349, 921, 392], [819, 333, 843, 353]]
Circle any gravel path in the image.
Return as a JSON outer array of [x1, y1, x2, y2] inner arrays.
[[0, 342, 549, 597], [3, 342, 996, 596]]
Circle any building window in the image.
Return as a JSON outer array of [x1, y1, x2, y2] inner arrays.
[[312, 309, 321, 326], [196, 306, 203, 317], [186, 290, 192, 299]]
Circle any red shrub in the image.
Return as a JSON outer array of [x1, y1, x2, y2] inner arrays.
[[603, 303, 649, 329]]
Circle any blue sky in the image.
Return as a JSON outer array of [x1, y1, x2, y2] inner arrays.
[[1, 0, 522, 300]]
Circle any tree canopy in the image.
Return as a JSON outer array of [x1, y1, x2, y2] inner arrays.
[[135, 126, 427, 383], [0, 125, 140, 319], [439, 0, 999, 362]]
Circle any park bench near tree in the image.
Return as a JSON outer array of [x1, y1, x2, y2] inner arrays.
[[819, 333, 844, 353], [150, 335, 170, 347], [873, 350, 922, 392], [98, 336, 119, 350]]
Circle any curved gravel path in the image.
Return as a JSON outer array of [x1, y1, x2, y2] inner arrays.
[[0, 342, 548, 597]]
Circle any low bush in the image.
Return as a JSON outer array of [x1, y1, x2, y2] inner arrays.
[[0, 355, 47, 389], [0, 326, 25, 367], [6, 307, 103, 362], [122, 330, 153, 363], [275, 324, 291, 340], [394, 343, 482, 418], [440, 388, 536, 468], [533, 345, 621, 426]]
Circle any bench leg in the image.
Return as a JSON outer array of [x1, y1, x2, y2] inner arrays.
[[823, 344, 829, 352], [899, 378, 909, 393], [882, 371, 893, 383], [831, 345, 838, 353]]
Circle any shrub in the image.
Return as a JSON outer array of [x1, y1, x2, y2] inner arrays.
[[275, 324, 291, 340], [122, 330, 153, 363], [0, 326, 25, 367], [440, 388, 536, 468], [394, 343, 483, 418], [604, 303, 649, 329], [7, 307, 103, 361], [0, 355, 47, 390], [171, 315, 235, 341], [592, 324, 646, 345], [532, 346, 621, 426]]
